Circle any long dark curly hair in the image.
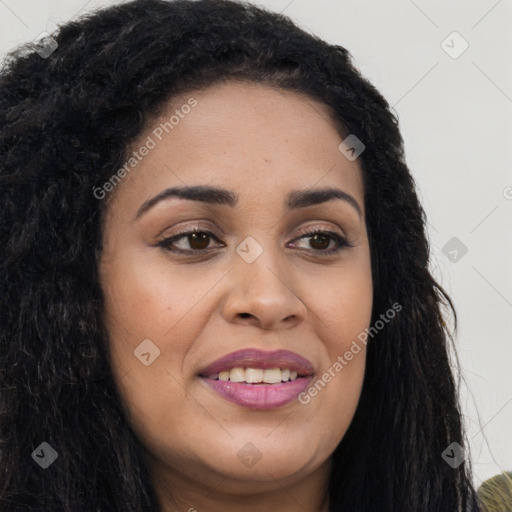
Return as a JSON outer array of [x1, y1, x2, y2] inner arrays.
[[0, 0, 481, 510]]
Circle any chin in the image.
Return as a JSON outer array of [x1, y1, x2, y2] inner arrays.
[[209, 435, 322, 482]]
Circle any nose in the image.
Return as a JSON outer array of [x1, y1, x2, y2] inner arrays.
[[220, 242, 306, 330]]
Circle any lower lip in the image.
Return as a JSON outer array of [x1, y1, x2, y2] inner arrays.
[[201, 376, 313, 409]]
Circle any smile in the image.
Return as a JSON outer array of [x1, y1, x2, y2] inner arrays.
[[199, 348, 315, 409], [205, 366, 300, 383]]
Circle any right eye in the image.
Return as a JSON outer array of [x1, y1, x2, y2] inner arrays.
[[157, 228, 224, 254]]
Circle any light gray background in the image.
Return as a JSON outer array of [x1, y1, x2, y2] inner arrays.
[[1, 0, 510, 489]]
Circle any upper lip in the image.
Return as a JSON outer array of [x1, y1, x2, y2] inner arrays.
[[199, 348, 314, 377]]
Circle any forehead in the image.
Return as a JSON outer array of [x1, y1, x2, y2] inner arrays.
[[108, 80, 364, 214]]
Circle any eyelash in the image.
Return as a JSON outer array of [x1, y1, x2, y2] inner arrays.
[[157, 227, 353, 257]]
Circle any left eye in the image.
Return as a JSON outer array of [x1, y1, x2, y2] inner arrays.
[[291, 229, 350, 253], [158, 228, 351, 255]]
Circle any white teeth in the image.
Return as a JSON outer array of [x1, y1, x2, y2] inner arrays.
[[229, 367, 245, 382], [218, 371, 230, 381], [245, 368, 263, 383], [263, 368, 282, 383], [208, 367, 301, 383]]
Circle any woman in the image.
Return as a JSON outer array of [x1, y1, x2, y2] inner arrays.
[[0, 0, 481, 510]]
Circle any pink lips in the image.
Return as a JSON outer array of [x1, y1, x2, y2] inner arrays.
[[199, 348, 314, 410]]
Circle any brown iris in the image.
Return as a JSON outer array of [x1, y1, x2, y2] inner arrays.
[[187, 232, 210, 251], [308, 233, 330, 251]]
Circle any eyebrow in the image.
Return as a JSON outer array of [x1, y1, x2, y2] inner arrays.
[[133, 184, 362, 220]]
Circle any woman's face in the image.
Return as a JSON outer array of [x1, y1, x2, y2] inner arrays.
[[99, 80, 373, 500]]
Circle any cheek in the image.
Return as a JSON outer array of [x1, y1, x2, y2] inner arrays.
[[301, 255, 372, 434], [99, 255, 207, 421], [311, 251, 373, 346], [99, 259, 203, 449], [101, 253, 221, 349]]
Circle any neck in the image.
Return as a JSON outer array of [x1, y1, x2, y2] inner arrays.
[[148, 454, 332, 512]]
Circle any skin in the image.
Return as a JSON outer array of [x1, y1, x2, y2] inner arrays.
[[98, 80, 373, 512]]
